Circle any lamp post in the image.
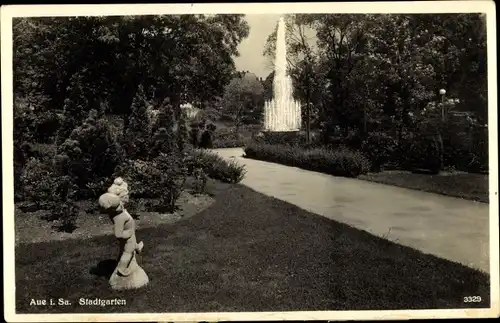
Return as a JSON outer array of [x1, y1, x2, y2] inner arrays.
[[437, 88, 446, 172], [439, 88, 446, 121]]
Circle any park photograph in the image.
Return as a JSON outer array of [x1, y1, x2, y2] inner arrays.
[[2, 2, 498, 322]]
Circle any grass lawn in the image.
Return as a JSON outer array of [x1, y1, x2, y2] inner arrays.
[[359, 171, 489, 203], [15, 180, 489, 313]]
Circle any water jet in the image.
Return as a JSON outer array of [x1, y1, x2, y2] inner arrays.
[[263, 16, 302, 134]]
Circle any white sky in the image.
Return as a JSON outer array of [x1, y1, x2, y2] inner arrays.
[[233, 14, 318, 79], [233, 14, 280, 79]]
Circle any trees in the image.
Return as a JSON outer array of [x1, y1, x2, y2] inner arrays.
[[13, 14, 251, 220], [13, 15, 250, 134], [262, 13, 488, 172], [220, 73, 265, 132]]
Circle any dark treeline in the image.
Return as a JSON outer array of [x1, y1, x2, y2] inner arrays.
[[13, 15, 250, 231], [263, 13, 488, 173]]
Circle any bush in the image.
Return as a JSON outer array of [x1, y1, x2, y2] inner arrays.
[[244, 143, 370, 178], [189, 125, 202, 147], [252, 131, 307, 146], [409, 137, 442, 174], [154, 153, 187, 213], [113, 159, 161, 198], [212, 137, 249, 148], [18, 157, 58, 208], [186, 149, 246, 184], [192, 167, 208, 194], [114, 154, 187, 213], [361, 132, 397, 172], [210, 126, 251, 148], [52, 200, 79, 233], [46, 176, 79, 233], [57, 109, 125, 196], [55, 74, 89, 145], [199, 130, 214, 149], [19, 158, 79, 231], [124, 85, 151, 159]]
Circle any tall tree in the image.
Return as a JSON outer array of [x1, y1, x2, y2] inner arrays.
[[220, 73, 265, 132]]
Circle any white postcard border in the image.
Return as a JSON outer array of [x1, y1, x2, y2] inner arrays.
[[2, 1, 498, 321]]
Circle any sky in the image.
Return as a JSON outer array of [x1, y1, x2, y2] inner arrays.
[[233, 14, 281, 79]]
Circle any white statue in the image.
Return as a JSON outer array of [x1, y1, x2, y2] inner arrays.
[[98, 192, 148, 290]]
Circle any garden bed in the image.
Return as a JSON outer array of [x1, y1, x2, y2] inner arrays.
[[15, 190, 215, 245], [244, 142, 370, 178]]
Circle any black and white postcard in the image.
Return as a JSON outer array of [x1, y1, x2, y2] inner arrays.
[[2, 1, 498, 321]]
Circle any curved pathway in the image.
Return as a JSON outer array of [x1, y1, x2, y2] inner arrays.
[[213, 148, 490, 273]]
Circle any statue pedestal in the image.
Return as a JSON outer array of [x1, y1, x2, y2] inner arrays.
[[109, 253, 149, 291]]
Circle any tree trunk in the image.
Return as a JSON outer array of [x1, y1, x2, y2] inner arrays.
[[306, 103, 311, 144], [363, 104, 368, 138]]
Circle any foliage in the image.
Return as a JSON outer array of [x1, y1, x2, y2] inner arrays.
[[220, 73, 265, 130], [113, 154, 187, 213], [56, 109, 125, 197], [361, 132, 398, 172], [199, 130, 214, 149], [46, 176, 79, 232], [244, 143, 371, 177], [18, 157, 79, 232], [252, 131, 310, 147], [192, 167, 208, 194], [154, 153, 188, 213], [212, 137, 249, 148], [188, 123, 203, 148], [408, 134, 443, 174], [177, 108, 189, 153], [113, 159, 160, 198], [14, 15, 250, 128], [209, 124, 255, 148], [55, 73, 92, 145], [263, 13, 487, 172], [19, 157, 58, 209], [186, 149, 246, 184], [124, 85, 151, 159]]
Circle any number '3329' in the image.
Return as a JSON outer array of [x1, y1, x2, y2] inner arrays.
[[464, 296, 482, 303]]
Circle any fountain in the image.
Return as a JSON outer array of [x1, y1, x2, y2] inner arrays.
[[263, 16, 302, 132]]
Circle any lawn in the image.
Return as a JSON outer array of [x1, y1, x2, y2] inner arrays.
[[359, 171, 489, 203], [15, 180, 489, 313]]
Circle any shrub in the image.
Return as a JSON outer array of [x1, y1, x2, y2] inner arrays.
[[189, 125, 202, 147], [19, 157, 57, 208], [154, 153, 187, 213], [177, 108, 189, 153], [252, 131, 307, 146], [407, 134, 442, 174], [199, 130, 214, 149], [149, 127, 175, 159], [211, 126, 250, 148], [58, 109, 125, 197], [361, 132, 397, 172], [124, 85, 151, 159], [46, 176, 79, 233], [212, 137, 249, 148], [19, 158, 79, 231], [192, 167, 208, 194], [114, 154, 187, 213], [52, 200, 79, 233], [113, 159, 161, 199], [244, 143, 370, 178], [186, 149, 246, 184], [55, 74, 89, 145]]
